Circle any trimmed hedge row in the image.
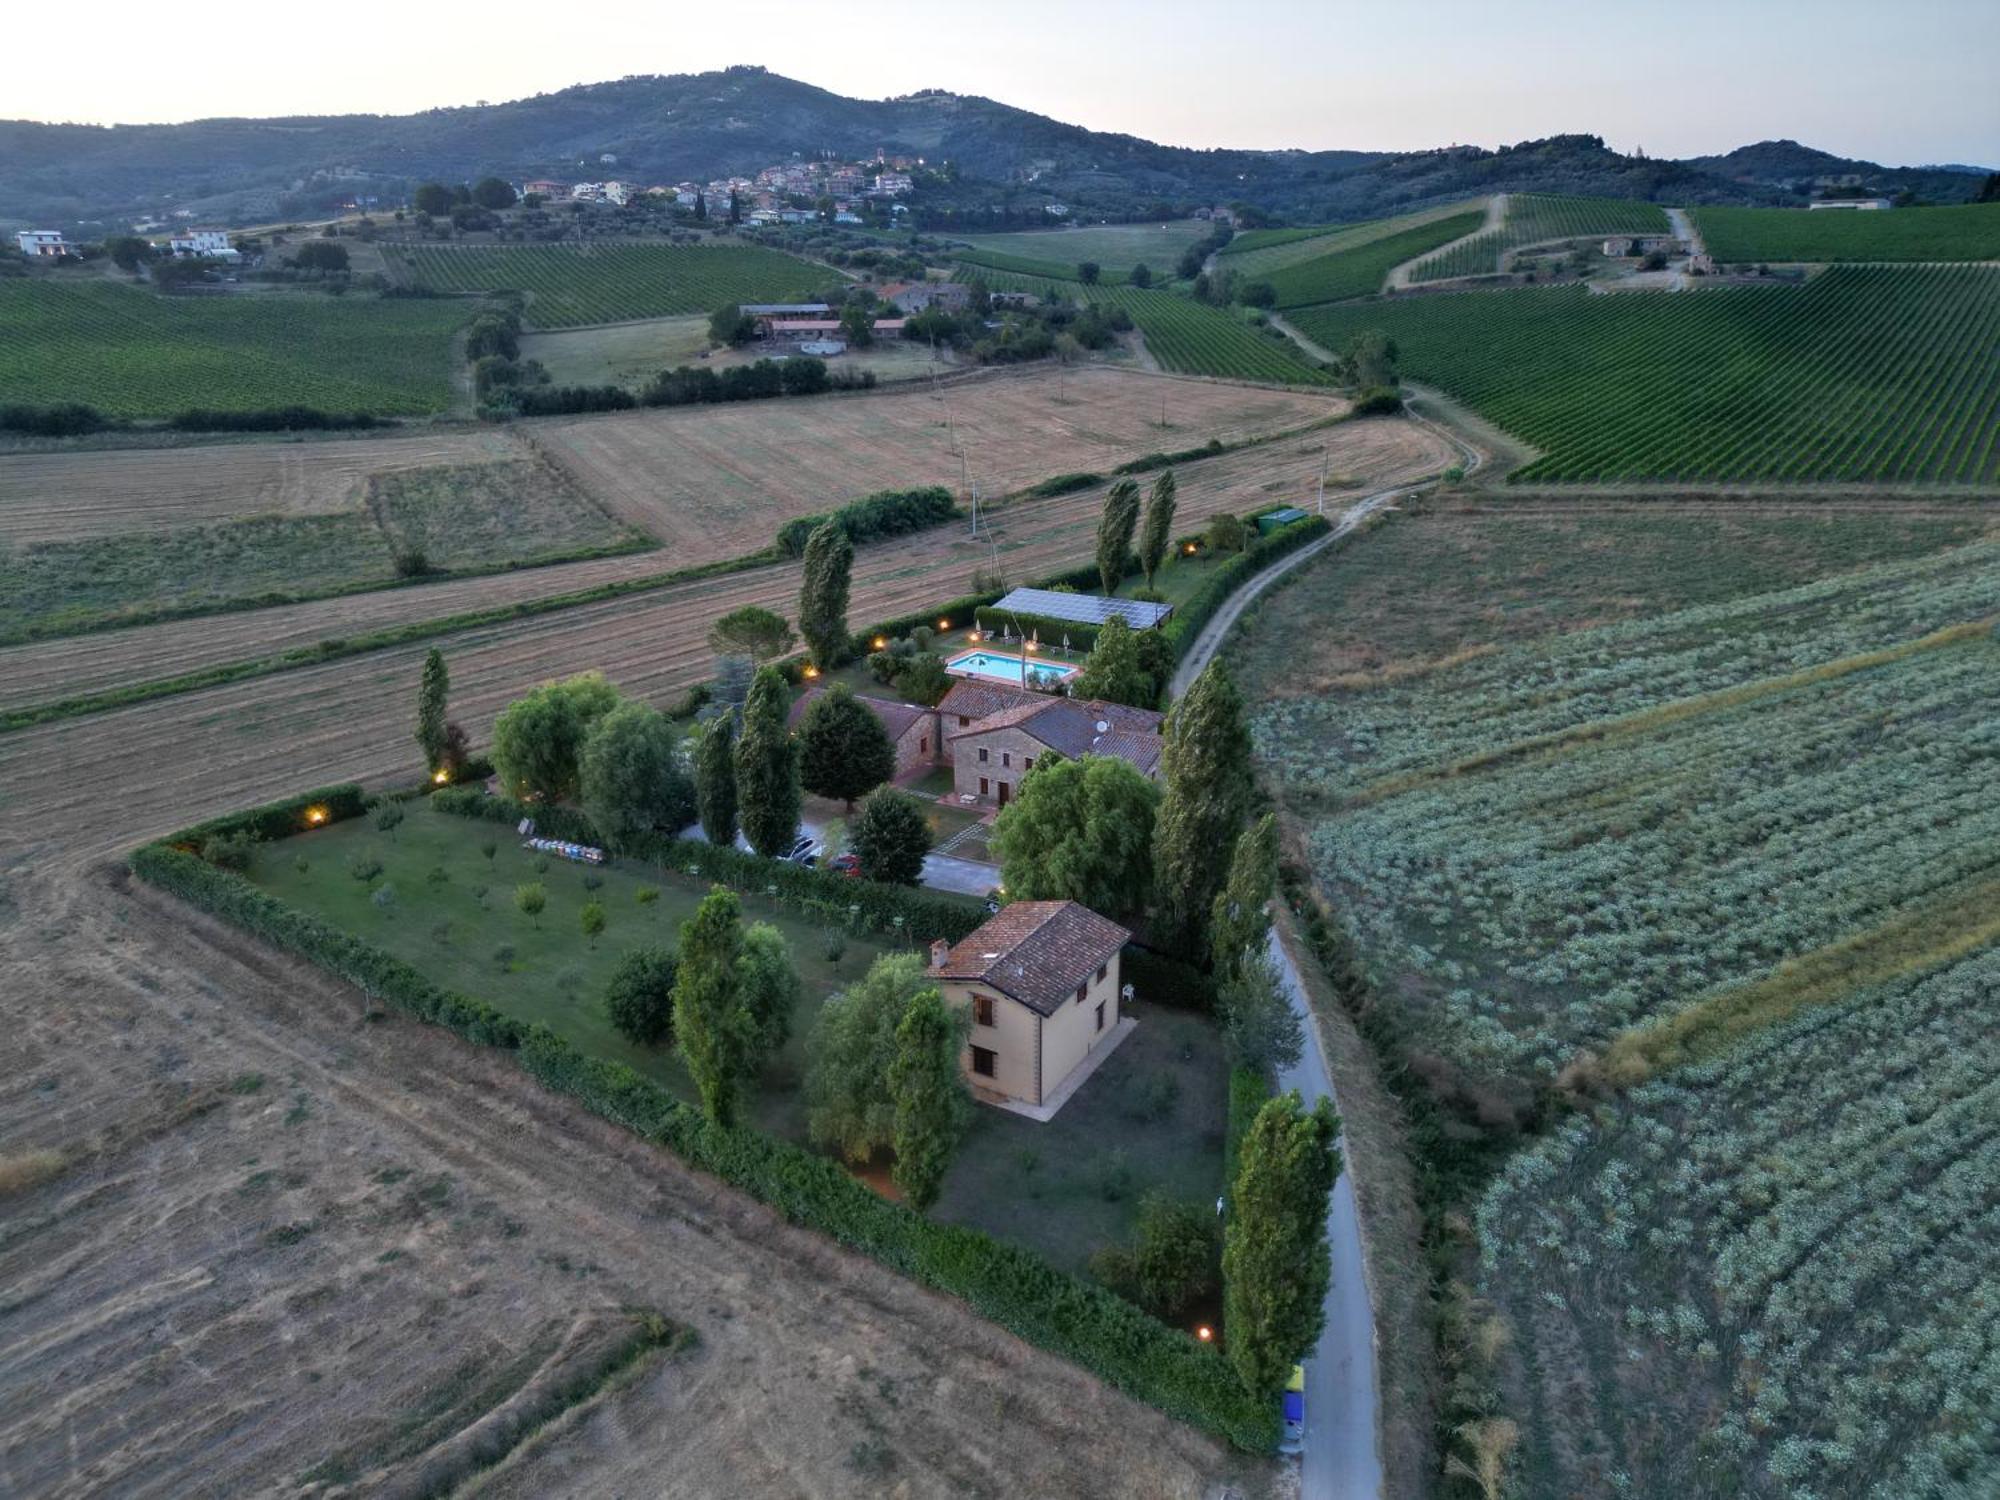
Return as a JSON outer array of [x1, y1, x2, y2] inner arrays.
[[1113, 438, 1225, 475], [777, 485, 958, 558], [431, 787, 987, 944], [130, 812, 1276, 1451], [1158, 515, 1331, 658]]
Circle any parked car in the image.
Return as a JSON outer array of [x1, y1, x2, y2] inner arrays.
[[828, 852, 862, 877], [781, 836, 822, 865], [1278, 1364, 1305, 1455]]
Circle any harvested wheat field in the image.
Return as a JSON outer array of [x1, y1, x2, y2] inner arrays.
[[0, 413, 1444, 719], [0, 429, 523, 544], [534, 365, 1342, 548]]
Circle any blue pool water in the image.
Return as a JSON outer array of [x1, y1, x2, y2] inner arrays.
[[947, 650, 1079, 686]]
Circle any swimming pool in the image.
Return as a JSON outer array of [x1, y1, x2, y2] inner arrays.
[[946, 650, 1080, 688]]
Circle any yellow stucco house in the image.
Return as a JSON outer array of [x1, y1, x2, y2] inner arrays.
[[928, 900, 1134, 1121]]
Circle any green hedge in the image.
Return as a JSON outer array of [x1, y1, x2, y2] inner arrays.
[[1029, 471, 1104, 497], [1224, 1064, 1275, 1203], [777, 485, 959, 557], [129, 824, 1276, 1451], [1124, 943, 1216, 1012], [431, 787, 988, 944], [161, 783, 371, 851], [1160, 515, 1330, 659]]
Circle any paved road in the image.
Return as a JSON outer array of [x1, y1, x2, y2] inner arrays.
[[1269, 925, 1383, 1500]]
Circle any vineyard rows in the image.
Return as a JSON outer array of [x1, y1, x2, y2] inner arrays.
[[951, 267, 1333, 385], [1253, 542, 2000, 1080], [1293, 264, 2000, 482], [1478, 941, 2000, 1498], [1407, 193, 1670, 282], [1215, 202, 1487, 277], [0, 281, 468, 416], [1692, 201, 2000, 263], [389, 241, 828, 328], [1264, 210, 1485, 307]]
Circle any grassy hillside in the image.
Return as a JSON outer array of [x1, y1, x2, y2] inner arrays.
[[1294, 265, 2000, 483], [386, 241, 830, 328], [1691, 201, 2000, 262], [1264, 210, 1486, 307], [951, 221, 1210, 271], [0, 280, 470, 417], [951, 266, 1332, 385], [1408, 193, 1671, 281]]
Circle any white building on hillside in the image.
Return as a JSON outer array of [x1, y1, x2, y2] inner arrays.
[[16, 229, 69, 257], [168, 229, 239, 260]]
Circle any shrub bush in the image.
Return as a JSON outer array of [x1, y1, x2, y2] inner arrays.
[[776, 486, 957, 557], [1029, 471, 1103, 498]]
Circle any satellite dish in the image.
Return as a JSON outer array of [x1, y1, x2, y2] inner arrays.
[[1095, 720, 1110, 733]]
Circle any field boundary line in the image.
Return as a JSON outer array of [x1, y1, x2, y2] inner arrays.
[[1581, 874, 2000, 1090], [1346, 615, 1997, 808]]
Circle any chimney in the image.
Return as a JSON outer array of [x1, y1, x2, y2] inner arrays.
[[929, 938, 951, 969]]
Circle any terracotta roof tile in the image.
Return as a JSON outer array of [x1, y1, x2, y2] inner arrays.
[[932, 900, 1130, 1016]]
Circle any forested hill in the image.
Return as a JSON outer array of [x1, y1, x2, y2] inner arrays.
[[1, 66, 1987, 230]]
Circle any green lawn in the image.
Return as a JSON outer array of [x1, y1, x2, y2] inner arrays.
[[249, 803, 1223, 1275], [931, 1006, 1228, 1280], [952, 221, 1212, 272], [251, 804, 887, 1141]]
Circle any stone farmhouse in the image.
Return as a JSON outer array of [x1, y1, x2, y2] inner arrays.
[[783, 680, 1164, 809], [929, 900, 1131, 1117]]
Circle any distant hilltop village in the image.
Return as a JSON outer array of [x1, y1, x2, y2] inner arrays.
[[521, 150, 938, 226]]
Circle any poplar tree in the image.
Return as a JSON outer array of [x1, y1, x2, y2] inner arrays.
[[798, 521, 855, 670], [415, 648, 449, 770], [734, 667, 801, 857], [888, 986, 970, 1212], [695, 710, 738, 848], [1210, 813, 1279, 979], [1095, 478, 1142, 595], [1138, 468, 1179, 587], [673, 886, 757, 1125], [1152, 659, 1253, 960], [1223, 1091, 1342, 1394]]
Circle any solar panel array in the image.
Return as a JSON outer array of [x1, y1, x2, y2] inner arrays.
[[992, 588, 1174, 629]]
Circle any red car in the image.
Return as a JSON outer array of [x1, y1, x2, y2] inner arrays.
[[828, 852, 862, 878]]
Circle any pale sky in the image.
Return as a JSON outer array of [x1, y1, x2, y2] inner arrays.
[[7, 0, 1996, 166]]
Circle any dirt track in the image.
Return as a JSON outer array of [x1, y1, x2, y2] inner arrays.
[[0, 408, 1459, 1499], [0, 416, 1444, 719]]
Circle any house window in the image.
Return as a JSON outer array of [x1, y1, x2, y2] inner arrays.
[[978, 747, 989, 764], [1096, 1001, 1105, 1033], [919, 736, 928, 755], [971, 1045, 996, 1078], [958, 715, 971, 727], [974, 994, 995, 1027], [1095, 963, 1107, 983], [1025, 756, 1035, 771], [1075, 982, 1088, 1004], [1001, 751, 1011, 768], [979, 776, 989, 797]]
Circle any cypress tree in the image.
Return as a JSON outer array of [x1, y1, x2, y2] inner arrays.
[[695, 710, 739, 847], [673, 886, 756, 1125], [415, 648, 449, 770], [1152, 659, 1253, 960], [733, 667, 801, 857], [1210, 812, 1279, 979], [1095, 478, 1142, 596], [888, 986, 969, 1212], [798, 520, 855, 670], [1138, 469, 1179, 587], [1223, 1091, 1342, 1395]]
